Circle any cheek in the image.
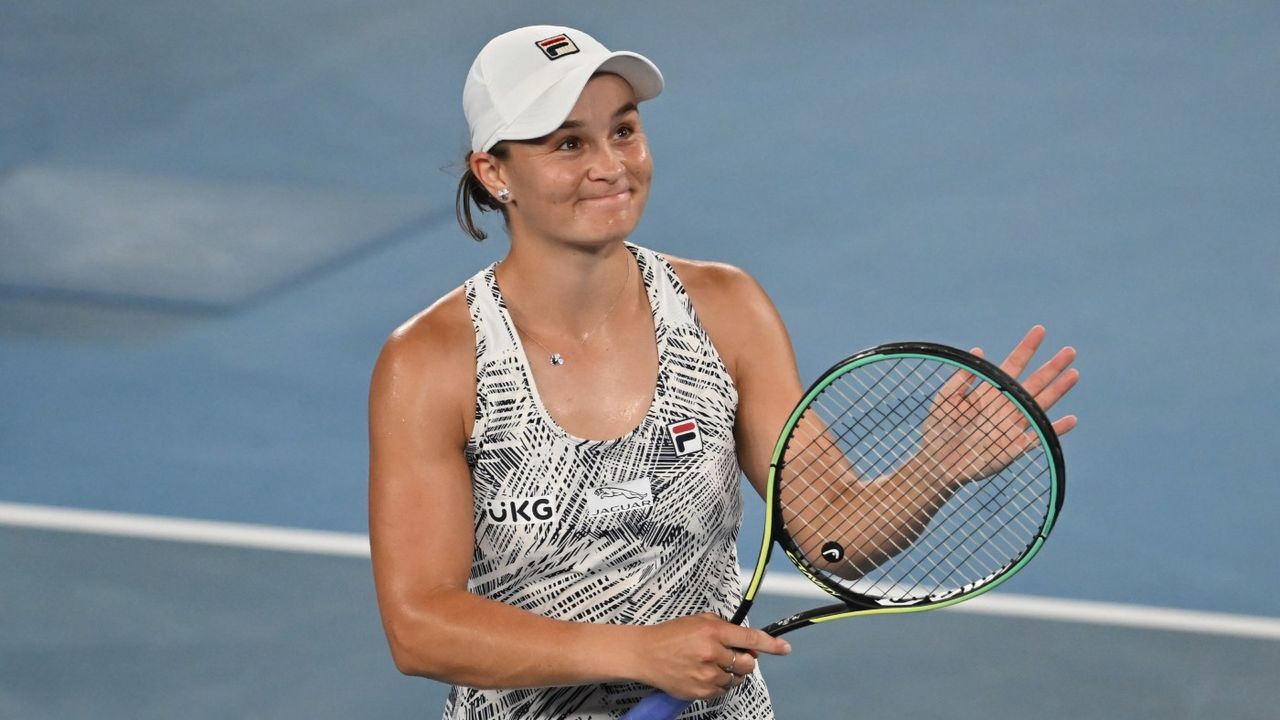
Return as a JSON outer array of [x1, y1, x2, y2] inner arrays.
[[627, 143, 654, 187], [513, 166, 579, 208]]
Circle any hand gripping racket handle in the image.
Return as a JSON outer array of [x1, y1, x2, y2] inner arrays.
[[621, 691, 691, 719]]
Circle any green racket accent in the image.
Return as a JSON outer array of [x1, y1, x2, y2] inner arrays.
[[736, 342, 1064, 630], [627, 341, 1066, 720]]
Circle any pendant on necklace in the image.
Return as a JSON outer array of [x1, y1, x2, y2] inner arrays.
[[549, 353, 565, 366]]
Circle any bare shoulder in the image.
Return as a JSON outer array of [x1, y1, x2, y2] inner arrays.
[[370, 286, 476, 440], [663, 255, 770, 311], [375, 286, 473, 374], [662, 254, 788, 377], [664, 253, 777, 317]]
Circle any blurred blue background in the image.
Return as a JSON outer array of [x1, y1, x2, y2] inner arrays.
[[3, 2, 1278, 718]]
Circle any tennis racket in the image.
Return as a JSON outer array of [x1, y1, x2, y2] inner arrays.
[[622, 341, 1066, 719]]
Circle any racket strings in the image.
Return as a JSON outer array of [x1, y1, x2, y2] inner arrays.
[[791, 394, 1026, 586], [787, 358, 948, 514], [827, 416, 1046, 599], [808, 390, 1043, 595], [783, 416, 941, 571], [899, 457, 1050, 600], [787, 359, 1021, 550], [808, 356, 1025, 492], [790, 414, 1040, 600], [777, 356, 1053, 603], [881, 450, 1048, 598], [804, 358, 1035, 506], [783, 363, 964, 568]]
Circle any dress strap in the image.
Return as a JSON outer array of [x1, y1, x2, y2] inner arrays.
[[463, 263, 521, 366]]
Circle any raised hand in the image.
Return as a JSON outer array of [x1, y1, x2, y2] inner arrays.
[[920, 325, 1078, 488]]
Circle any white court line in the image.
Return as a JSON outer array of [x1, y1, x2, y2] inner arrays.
[[759, 573, 1280, 641], [4, 501, 1279, 642], [0, 501, 369, 557]]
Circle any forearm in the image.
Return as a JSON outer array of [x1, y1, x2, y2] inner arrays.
[[383, 586, 644, 689], [830, 458, 956, 571], [787, 437, 956, 578]]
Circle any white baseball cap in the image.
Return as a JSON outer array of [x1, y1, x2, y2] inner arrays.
[[463, 25, 664, 153]]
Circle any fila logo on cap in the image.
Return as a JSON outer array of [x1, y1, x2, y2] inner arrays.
[[668, 419, 703, 456], [535, 33, 580, 60]]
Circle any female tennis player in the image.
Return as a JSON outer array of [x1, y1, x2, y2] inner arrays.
[[368, 25, 1078, 720]]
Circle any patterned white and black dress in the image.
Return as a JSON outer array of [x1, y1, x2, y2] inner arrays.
[[444, 244, 774, 719]]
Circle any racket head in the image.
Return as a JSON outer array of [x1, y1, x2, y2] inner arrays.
[[747, 342, 1065, 633]]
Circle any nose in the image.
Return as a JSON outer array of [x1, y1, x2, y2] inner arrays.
[[587, 143, 626, 183]]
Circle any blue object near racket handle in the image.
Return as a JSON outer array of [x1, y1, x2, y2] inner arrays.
[[621, 691, 692, 719]]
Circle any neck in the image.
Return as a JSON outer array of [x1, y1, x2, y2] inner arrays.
[[496, 239, 635, 339]]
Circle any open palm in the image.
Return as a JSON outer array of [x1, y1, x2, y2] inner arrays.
[[920, 325, 1078, 489]]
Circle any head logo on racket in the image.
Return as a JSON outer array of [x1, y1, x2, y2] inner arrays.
[[821, 541, 845, 563]]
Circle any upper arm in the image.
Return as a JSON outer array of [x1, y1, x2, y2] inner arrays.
[[673, 260, 803, 499], [367, 294, 477, 644]]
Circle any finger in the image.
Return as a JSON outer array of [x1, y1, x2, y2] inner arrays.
[[1051, 414, 1078, 437], [968, 346, 1017, 413], [727, 627, 791, 656], [1020, 346, 1077, 398], [721, 652, 758, 677], [1031, 366, 1080, 413], [999, 325, 1046, 380], [978, 393, 1027, 437], [965, 346, 1019, 414], [937, 351, 980, 401]]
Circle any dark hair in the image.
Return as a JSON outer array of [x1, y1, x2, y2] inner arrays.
[[455, 145, 510, 241]]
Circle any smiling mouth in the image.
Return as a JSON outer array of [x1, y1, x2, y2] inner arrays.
[[581, 190, 631, 203]]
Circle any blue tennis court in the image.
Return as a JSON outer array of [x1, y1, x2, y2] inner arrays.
[[3, 2, 1278, 718]]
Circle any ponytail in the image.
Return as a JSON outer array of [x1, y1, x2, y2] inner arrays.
[[454, 148, 509, 241]]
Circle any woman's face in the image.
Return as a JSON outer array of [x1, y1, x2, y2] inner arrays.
[[492, 73, 653, 248]]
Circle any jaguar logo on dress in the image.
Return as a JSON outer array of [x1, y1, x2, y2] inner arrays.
[[484, 495, 557, 524], [668, 418, 703, 456], [587, 476, 654, 517]]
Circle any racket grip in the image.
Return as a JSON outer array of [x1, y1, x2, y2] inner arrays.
[[621, 691, 693, 719]]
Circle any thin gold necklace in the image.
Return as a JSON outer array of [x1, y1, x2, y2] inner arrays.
[[506, 257, 633, 367]]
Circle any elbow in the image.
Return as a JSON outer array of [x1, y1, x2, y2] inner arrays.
[[382, 602, 484, 683], [382, 609, 451, 679], [385, 621, 428, 677], [384, 613, 520, 689], [392, 654, 434, 678], [387, 634, 425, 677], [378, 587, 508, 686]]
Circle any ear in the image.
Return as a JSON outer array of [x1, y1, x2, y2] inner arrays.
[[469, 151, 510, 201]]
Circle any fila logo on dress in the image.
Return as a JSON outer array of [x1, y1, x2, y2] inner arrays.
[[668, 419, 703, 456], [536, 34, 579, 60]]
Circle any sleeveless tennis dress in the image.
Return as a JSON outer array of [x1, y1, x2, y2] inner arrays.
[[445, 244, 774, 720]]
